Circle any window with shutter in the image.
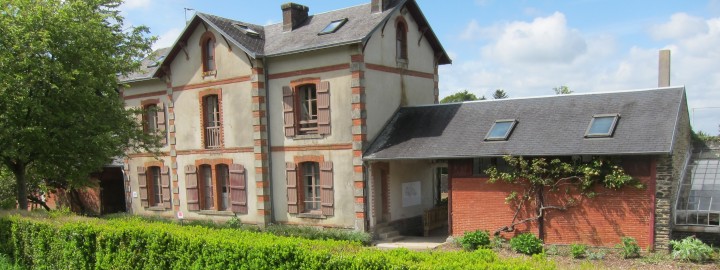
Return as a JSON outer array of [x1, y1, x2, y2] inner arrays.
[[284, 79, 331, 138], [216, 164, 230, 211], [320, 161, 334, 216], [286, 162, 299, 214], [229, 164, 247, 214], [301, 162, 321, 212], [297, 84, 319, 134], [185, 165, 200, 211], [137, 166, 148, 207], [148, 166, 162, 207], [200, 164, 214, 210], [203, 95, 221, 149]]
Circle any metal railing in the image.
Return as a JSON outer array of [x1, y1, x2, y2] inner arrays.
[[205, 126, 221, 149]]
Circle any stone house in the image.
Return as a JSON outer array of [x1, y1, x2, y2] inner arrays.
[[119, 0, 450, 232]]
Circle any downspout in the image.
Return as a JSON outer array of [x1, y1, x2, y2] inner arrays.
[[363, 161, 371, 231], [262, 57, 276, 224]]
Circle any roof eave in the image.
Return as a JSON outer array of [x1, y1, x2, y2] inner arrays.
[[363, 151, 673, 161], [265, 40, 363, 58]]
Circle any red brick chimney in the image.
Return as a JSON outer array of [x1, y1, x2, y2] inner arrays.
[[282, 3, 309, 32], [371, 0, 394, 13]]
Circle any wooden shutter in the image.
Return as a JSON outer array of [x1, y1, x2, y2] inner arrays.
[[282, 86, 296, 137], [161, 166, 171, 209], [317, 81, 331, 135], [156, 102, 167, 145], [320, 161, 334, 216], [185, 165, 200, 211], [137, 166, 148, 208], [286, 162, 298, 214], [229, 164, 247, 214]]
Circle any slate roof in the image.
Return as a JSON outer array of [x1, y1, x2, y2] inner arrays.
[[364, 87, 687, 160], [118, 47, 170, 83], [139, 0, 450, 79]]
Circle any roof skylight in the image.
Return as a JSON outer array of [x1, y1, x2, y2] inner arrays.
[[319, 18, 348, 35], [485, 119, 517, 141], [585, 114, 619, 138], [233, 23, 260, 37]]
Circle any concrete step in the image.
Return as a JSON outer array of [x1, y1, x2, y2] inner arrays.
[[385, 235, 405, 242], [379, 231, 399, 240], [375, 226, 395, 234]]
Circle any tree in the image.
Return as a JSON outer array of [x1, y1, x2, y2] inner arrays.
[[493, 89, 509, 99], [554, 86, 573, 95], [440, 90, 483, 103], [485, 156, 642, 239], [0, 0, 157, 209]]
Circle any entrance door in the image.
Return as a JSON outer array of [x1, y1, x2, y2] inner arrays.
[[99, 167, 127, 215]]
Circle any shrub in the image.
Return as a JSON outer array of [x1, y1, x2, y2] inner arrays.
[[510, 233, 544, 255], [586, 250, 605, 260], [570, 243, 587, 259], [459, 230, 491, 250], [669, 236, 714, 262], [616, 236, 640, 259], [0, 214, 561, 270], [491, 236, 507, 250], [264, 224, 372, 245]]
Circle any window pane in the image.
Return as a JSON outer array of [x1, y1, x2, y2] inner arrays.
[[151, 167, 162, 207], [217, 164, 229, 211], [205, 39, 215, 71], [201, 165, 214, 210], [302, 162, 320, 211], [319, 19, 346, 34], [487, 121, 513, 139], [588, 116, 615, 135], [145, 105, 157, 133]]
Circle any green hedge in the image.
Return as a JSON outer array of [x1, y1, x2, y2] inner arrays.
[[0, 214, 555, 270]]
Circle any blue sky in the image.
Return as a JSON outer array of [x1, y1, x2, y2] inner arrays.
[[120, 0, 720, 134]]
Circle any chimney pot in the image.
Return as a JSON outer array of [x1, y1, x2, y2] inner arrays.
[[658, 50, 671, 87], [371, 0, 394, 13], [282, 2, 309, 32]]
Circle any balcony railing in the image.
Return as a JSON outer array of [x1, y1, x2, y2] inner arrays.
[[205, 126, 221, 149]]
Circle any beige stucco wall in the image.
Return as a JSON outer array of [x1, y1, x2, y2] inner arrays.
[[122, 79, 166, 97], [363, 12, 436, 73], [271, 150, 356, 228], [169, 26, 253, 87], [385, 160, 436, 221]]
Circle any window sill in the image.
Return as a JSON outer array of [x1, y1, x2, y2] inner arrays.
[[146, 206, 168, 212], [199, 210, 235, 216], [202, 70, 217, 77], [293, 134, 324, 140], [298, 213, 327, 219]]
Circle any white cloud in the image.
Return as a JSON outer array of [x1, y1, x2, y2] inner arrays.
[[649, 13, 708, 40], [121, 0, 151, 10], [152, 28, 182, 50], [482, 12, 587, 64], [439, 12, 720, 134]]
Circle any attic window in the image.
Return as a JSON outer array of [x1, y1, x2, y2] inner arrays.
[[147, 55, 166, 68], [585, 114, 619, 138], [318, 18, 348, 35], [233, 23, 260, 38], [485, 119, 517, 141]]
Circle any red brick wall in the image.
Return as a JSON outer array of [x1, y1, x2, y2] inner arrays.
[[449, 157, 655, 248]]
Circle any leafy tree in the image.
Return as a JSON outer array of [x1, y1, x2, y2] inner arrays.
[[0, 0, 158, 209], [493, 89, 508, 99], [553, 86, 573, 95], [485, 156, 642, 239], [440, 90, 482, 103]]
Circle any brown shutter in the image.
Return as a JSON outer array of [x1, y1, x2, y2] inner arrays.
[[282, 86, 296, 137], [156, 102, 167, 145], [229, 164, 247, 214], [317, 81, 331, 135], [137, 166, 148, 208], [286, 162, 298, 214], [185, 165, 200, 211], [320, 161, 334, 216], [161, 166, 171, 209]]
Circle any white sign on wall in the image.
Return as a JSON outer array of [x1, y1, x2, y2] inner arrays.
[[402, 181, 421, 207]]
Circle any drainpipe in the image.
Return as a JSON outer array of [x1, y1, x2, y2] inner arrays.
[[363, 161, 371, 231], [262, 57, 276, 224]]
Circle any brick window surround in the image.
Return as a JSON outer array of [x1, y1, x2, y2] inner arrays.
[[287, 156, 334, 216], [199, 88, 224, 149], [283, 78, 331, 137], [199, 31, 217, 76], [137, 161, 171, 210], [186, 158, 250, 213], [395, 16, 408, 61]]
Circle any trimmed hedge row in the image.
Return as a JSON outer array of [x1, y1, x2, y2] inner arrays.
[[0, 214, 555, 270]]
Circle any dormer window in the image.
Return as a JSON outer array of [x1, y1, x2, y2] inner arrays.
[[485, 119, 517, 141], [585, 114, 619, 138], [318, 18, 348, 35]]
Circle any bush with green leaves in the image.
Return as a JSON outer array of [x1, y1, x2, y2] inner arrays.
[[459, 230, 491, 250], [616, 236, 640, 259], [669, 236, 714, 262], [586, 250, 605, 260], [570, 243, 587, 259], [510, 233, 544, 255], [0, 213, 556, 269]]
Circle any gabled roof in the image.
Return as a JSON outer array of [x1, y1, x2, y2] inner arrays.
[[147, 0, 450, 79], [118, 47, 170, 83], [364, 87, 687, 160]]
